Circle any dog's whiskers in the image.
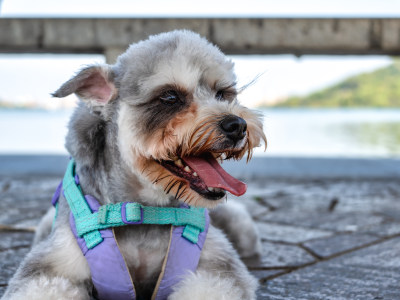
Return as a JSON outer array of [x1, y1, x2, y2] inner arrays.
[[164, 179, 181, 195], [186, 194, 196, 206], [153, 174, 172, 184], [174, 182, 187, 200], [177, 188, 187, 201], [163, 179, 174, 192]]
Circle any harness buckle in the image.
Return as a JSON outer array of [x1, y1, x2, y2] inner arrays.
[[121, 202, 143, 225]]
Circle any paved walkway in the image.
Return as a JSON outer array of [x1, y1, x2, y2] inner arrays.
[[1, 157, 400, 299], [242, 178, 400, 299]]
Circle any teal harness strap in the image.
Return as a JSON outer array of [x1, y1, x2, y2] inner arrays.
[[63, 159, 103, 248], [74, 203, 205, 243], [63, 159, 206, 249]]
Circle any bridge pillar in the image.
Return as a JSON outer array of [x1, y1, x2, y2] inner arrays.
[[104, 47, 125, 64]]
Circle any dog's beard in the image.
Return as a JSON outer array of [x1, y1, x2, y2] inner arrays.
[[137, 126, 254, 207]]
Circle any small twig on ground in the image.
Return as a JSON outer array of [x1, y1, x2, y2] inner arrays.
[[0, 224, 36, 232]]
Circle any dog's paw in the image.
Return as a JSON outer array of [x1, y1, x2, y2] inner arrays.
[[5, 276, 90, 300], [169, 271, 256, 300], [32, 206, 56, 245]]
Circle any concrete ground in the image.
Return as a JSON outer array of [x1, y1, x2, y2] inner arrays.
[[1, 156, 400, 299]]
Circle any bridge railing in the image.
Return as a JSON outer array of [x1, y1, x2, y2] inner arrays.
[[1, 18, 399, 62]]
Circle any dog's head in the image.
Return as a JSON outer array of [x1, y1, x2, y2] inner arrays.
[[54, 30, 266, 208]]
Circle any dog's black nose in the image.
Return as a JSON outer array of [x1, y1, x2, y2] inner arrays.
[[220, 115, 247, 143]]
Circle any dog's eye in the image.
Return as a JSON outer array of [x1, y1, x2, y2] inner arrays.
[[160, 90, 179, 105], [215, 90, 224, 100]]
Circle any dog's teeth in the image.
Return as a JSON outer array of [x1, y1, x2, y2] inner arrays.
[[207, 187, 223, 193], [184, 166, 191, 173], [174, 159, 183, 167], [193, 172, 198, 177]]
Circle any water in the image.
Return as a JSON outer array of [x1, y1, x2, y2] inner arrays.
[[0, 109, 72, 154], [1, 108, 400, 158], [257, 108, 400, 158]]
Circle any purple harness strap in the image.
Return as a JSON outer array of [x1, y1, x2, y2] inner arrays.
[[70, 195, 136, 300], [154, 212, 209, 300], [67, 194, 209, 300]]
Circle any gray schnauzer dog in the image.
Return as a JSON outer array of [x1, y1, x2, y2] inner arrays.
[[3, 30, 266, 300]]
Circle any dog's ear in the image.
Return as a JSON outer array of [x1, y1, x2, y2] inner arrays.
[[52, 65, 117, 108]]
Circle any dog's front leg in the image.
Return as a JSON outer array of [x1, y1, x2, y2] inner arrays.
[[2, 224, 92, 300], [168, 226, 258, 300], [209, 200, 262, 258]]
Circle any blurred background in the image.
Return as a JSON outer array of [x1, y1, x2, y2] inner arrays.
[[0, 0, 400, 160]]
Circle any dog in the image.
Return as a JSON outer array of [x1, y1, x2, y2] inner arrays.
[[3, 30, 266, 300]]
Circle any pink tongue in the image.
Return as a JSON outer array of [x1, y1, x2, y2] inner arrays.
[[182, 156, 247, 196]]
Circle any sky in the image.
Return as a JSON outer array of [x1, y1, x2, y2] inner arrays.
[[2, 0, 400, 17], [0, 0, 399, 108]]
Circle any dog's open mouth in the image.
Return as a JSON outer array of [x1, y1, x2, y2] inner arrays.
[[159, 154, 247, 200]]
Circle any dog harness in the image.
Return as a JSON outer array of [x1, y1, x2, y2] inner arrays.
[[52, 159, 209, 300]]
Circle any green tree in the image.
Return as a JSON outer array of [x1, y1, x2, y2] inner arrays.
[[276, 60, 400, 108]]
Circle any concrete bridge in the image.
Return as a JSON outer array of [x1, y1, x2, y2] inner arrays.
[[1, 18, 400, 62]]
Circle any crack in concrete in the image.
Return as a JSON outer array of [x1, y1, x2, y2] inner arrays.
[[259, 233, 400, 282], [297, 244, 323, 260]]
